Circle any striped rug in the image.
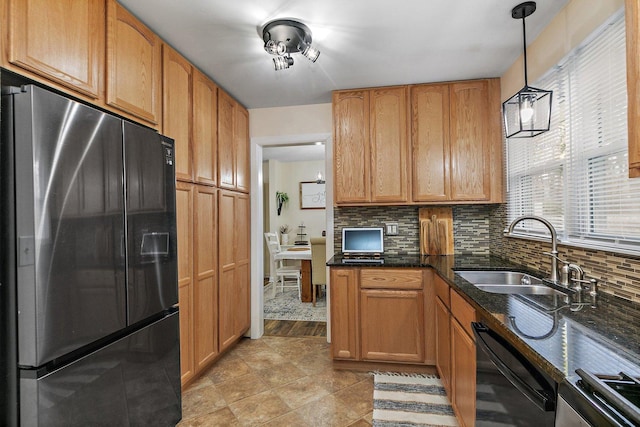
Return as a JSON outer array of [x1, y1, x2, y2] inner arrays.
[[373, 373, 459, 427]]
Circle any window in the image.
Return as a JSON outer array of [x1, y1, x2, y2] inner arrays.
[[507, 10, 640, 253]]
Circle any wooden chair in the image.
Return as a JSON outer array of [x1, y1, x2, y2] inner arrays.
[[310, 237, 327, 306], [265, 240, 301, 299]]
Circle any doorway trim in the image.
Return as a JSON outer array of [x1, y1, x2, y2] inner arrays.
[[249, 132, 333, 340]]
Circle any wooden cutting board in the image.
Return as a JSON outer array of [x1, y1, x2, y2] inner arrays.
[[419, 207, 454, 255]]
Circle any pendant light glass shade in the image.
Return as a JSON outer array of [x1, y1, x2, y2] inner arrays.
[[503, 2, 553, 138], [503, 86, 552, 138]]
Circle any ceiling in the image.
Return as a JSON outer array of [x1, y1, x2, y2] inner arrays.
[[118, 0, 569, 110]]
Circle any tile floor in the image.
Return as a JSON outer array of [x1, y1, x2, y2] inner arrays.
[[178, 336, 374, 426]]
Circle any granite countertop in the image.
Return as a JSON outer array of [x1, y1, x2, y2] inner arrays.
[[327, 253, 640, 383]]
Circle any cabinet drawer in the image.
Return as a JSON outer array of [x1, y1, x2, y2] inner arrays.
[[451, 290, 475, 338], [360, 269, 423, 289], [434, 275, 450, 308]]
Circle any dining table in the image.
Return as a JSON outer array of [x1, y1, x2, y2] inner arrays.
[[274, 246, 313, 302]]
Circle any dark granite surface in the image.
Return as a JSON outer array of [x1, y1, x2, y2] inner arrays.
[[327, 253, 640, 383]]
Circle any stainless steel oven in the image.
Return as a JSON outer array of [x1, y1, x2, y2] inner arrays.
[[558, 370, 640, 426], [472, 321, 557, 426]]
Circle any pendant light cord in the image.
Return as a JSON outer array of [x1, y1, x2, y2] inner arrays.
[[522, 14, 529, 88]]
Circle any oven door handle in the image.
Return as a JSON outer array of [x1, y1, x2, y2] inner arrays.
[[472, 322, 555, 412]]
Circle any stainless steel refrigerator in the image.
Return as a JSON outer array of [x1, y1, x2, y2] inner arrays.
[[0, 84, 181, 426]]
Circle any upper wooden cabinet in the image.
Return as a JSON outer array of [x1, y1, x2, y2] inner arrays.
[[7, 0, 104, 98], [333, 90, 370, 204], [218, 89, 249, 193], [626, 0, 640, 178], [370, 87, 409, 203], [411, 84, 451, 202], [412, 79, 503, 203], [162, 45, 193, 182], [193, 69, 218, 186], [449, 81, 492, 201], [333, 87, 409, 204], [235, 106, 250, 193], [334, 79, 503, 206], [106, 0, 162, 126]]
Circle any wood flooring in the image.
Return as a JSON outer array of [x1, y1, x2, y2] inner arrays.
[[264, 320, 327, 337]]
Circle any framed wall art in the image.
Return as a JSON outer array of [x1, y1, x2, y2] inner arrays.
[[299, 181, 326, 209]]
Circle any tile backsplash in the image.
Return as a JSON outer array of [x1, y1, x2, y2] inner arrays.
[[334, 203, 640, 303], [333, 204, 497, 255]]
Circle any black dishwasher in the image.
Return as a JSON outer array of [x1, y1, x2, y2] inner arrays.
[[472, 321, 557, 426]]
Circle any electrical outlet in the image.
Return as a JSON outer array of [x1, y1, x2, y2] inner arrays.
[[385, 222, 399, 236]]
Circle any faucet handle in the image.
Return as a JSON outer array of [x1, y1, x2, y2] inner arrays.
[[543, 252, 569, 264]]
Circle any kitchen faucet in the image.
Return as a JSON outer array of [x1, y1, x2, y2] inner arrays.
[[504, 215, 598, 306], [505, 215, 559, 284]]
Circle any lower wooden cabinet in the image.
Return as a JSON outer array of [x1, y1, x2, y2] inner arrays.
[[434, 273, 476, 427], [435, 295, 451, 395], [218, 190, 250, 352], [176, 182, 195, 384], [330, 267, 431, 364], [330, 268, 359, 360], [193, 186, 218, 371], [451, 317, 476, 427], [176, 184, 249, 386], [360, 289, 424, 362]]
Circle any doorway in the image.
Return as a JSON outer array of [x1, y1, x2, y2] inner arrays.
[[249, 133, 333, 341]]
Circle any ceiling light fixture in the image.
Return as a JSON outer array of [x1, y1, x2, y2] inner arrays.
[[503, 2, 552, 138], [262, 19, 321, 71]]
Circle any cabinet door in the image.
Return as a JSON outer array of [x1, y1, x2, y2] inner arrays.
[[193, 70, 218, 186], [193, 186, 218, 371], [234, 193, 251, 335], [411, 84, 451, 202], [449, 81, 491, 201], [330, 268, 359, 360], [451, 319, 476, 427], [370, 87, 409, 203], [435, 296, 451, 396], [235, 105, 250, 193], [333, 90, 370, 204], [218, 190, 249, 350], [106, 0, 161, 125], [175, 182, 194, 384], [162, 45, 192, 182], [360, 289, 424, 362], [218, 90, 236, 190], [423, 269, 436, 365], [218, 190, 236, 350], [8, 0, 104, 98], [626, 0, 640, 177]]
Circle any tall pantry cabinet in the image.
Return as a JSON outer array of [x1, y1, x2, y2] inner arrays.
[[172, 82, 251, 387]]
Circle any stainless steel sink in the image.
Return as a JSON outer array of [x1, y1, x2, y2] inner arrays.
[[455, 270, 562, 296]]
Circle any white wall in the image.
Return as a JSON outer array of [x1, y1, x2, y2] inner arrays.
[[250, 104, 332, 138], [501, 0, 623, 100], [266, 159, 327, 242]]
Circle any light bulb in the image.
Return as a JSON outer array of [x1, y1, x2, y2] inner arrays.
[[264, 40, 286, 56], [520, 98, 534, 123]]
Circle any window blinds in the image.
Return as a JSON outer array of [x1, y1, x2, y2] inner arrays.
[[507, 10, 640, 252]]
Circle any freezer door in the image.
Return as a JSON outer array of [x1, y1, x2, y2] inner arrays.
[[20, 312, 181, 427], [13, 85, 127, 367], [124, 122, 178, 324]]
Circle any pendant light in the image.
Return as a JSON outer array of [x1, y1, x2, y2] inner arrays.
[[503, 1, 552, 138]]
